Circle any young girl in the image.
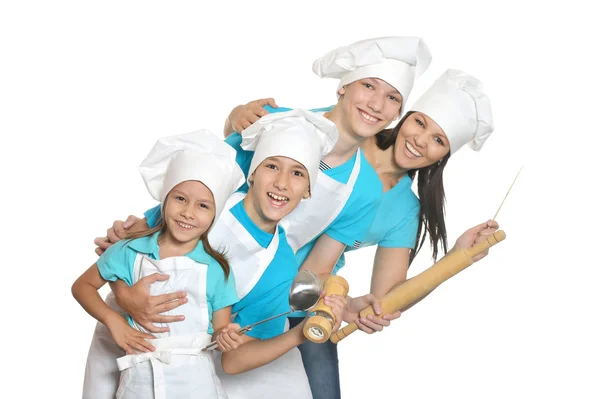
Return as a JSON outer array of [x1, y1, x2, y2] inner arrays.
[[72, 130, 245, 398]]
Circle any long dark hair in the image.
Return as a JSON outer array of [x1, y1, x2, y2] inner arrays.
[[376, 111, 451, 265], [125, 205, 231, 279]]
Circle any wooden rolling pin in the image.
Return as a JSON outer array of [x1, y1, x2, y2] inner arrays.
[[330, 230, 506, 344]]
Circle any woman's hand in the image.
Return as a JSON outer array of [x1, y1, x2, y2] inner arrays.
[[343, 294, 401, 334], [106, 314, 155, 355], [451, 219, 500, 262]]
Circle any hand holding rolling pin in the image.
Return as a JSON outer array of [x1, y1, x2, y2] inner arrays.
[[344, 294, 401, 334], [451, 219, 500, 262]]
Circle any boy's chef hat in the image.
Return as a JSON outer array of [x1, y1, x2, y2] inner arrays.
[[241, 109, 338, 194], [312, 36, 432, 102]]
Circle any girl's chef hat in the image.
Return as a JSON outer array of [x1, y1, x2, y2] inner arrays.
[[139, 130, 245, 225], [409, 69, 494, 154]]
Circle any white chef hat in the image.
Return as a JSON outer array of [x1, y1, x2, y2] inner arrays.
[[139, 130, 245, 227], [240, 109, 338, 194], [312, 36, 432, 102], [409, 69, 494, 155]]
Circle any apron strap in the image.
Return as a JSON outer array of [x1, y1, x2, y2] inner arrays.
[[117, 348, 212, 399], [116, 334, 213, 399]]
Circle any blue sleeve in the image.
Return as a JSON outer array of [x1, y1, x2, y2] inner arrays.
[[96, 240, 136, 286], [144, 205, 162, 229], [379, 205, 420, 248], [325, 175, 382, 248], [208, 262, 239, 312], [206, 260, 239, 334]]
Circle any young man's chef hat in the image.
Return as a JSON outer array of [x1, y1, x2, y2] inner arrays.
[[409, 69, 494, 155], [240, 109, 338, 195], [312, 36, 432, 103], [139, 130, 245, 226]]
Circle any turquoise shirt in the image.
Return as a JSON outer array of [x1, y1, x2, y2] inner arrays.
[[97, 231, 238, 334], [145, 199, 298, 340], [333, 175, 420, 274]]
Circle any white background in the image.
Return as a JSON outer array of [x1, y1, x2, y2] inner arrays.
[[1, 1, 598, 397]]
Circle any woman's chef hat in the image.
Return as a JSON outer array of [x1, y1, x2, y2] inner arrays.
[[240, 109, 338, 194], [409, 69, 494, 155], [139, 130, 245, 226], [312, 36, 432, 102]]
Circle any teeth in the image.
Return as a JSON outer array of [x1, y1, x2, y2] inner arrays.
[[405, 141, 423, 157], [268, 192, 289, 202], [177, 221, 194, 229], [359, 110, 379, 123]]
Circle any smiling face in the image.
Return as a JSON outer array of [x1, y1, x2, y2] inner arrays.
[[336, 78, 403, 139], [392, 112, 451, 170], [244, 156, 311, 233], [162, 180, 216, 248]]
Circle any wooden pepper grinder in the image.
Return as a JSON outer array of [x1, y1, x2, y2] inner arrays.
[[303, 275, 349, 343]]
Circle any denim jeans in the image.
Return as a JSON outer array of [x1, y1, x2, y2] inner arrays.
[[289, 317, 341, 399]]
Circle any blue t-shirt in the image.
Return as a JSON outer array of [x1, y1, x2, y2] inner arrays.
[[333, 175, 420, 274], [145, 199, 298, 340], [225, 105, 383, 264], [97, 231, 238, 334]]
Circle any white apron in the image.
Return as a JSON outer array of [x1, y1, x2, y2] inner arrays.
[[115, 254, 226, 399], [209, 193, 312, 398], [282, 149, 361, 252], [82, 292, 126, 399], [214, 320, 313, 399]]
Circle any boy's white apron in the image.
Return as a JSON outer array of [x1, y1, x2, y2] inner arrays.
[[282, 150, 361, 252]]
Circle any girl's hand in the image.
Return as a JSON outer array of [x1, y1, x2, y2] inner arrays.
[[343, 294, 401, 334], [228, 98, 277, 133], [324, 294, 348, 333], [106, 315, 155, 355], [215, 323, 244, 353]]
